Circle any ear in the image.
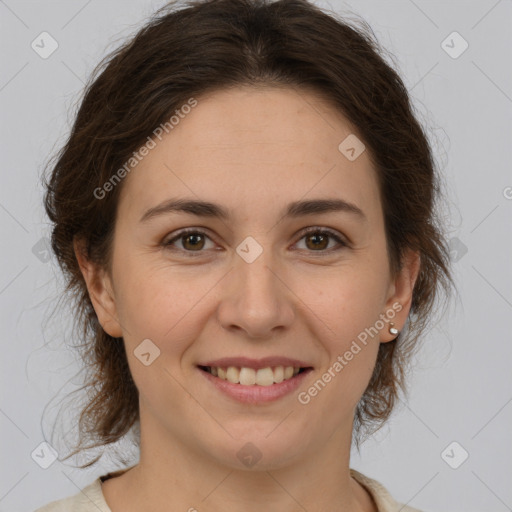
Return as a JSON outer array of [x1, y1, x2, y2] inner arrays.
[[380, 248, 421, 343], [74, 239, 123, 338]]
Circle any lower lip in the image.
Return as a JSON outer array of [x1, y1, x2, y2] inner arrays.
[[197, 367, 313, 404]]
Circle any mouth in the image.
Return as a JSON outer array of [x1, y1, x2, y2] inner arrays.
[[198, 365, 310, 386], [196, 359, 314, 404]]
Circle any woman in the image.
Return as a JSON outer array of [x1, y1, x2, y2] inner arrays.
[[36, 0, 451, 510]]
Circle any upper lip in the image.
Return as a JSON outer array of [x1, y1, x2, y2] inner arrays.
[[198, 356, 313, 370]]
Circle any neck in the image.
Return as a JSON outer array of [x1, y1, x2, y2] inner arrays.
[[103, 406, 375, 512]]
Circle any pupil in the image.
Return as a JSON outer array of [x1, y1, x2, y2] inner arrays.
[[184, 234, 203, 250], [308, 233, 327, 250]]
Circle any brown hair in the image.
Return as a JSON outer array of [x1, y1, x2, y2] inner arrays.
[[44, 0, 451, 467]]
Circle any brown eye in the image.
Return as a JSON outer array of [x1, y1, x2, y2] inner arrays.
[[181, 233, 205, 251], [295, 228, 347, 253], [304, 232, 330, 250], [164, 229, 215, 255]]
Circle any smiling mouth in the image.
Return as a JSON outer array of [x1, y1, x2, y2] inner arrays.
[[198, 365, 311, 386]]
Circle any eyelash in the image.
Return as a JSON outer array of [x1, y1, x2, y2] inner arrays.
[[162, 227, 349, 257]]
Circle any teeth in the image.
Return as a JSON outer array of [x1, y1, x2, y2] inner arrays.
[[239, 367, 256, 385], [226, 366, 240, 384], [273, 366, 284, 383], [255, 367, 274, 386], [284, 366, 294, 379], [207, 365, 303, 385]]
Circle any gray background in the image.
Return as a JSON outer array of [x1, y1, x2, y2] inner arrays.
[[1, 0, 511, 511]]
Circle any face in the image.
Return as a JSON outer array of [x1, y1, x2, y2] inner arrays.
[[80, 86, 417, 470]]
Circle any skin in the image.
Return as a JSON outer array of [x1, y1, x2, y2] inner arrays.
[[76, 85, 420, 512]]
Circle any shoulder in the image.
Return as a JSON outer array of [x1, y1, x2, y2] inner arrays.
[[350, 468, 425, 512], [33, 479, 111, 512]]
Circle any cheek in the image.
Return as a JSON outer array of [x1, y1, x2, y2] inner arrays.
[[115, 271, 207, 398], [112, 256, 217, 354], [317, 265, 390, 343], [301, 276, 385, 417], [307, 255, 390, 398]]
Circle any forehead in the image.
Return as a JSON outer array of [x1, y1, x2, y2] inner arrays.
[[118, 86, 381, 223]]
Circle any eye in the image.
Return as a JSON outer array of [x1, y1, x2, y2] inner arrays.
[[163, 226, 349, 257], [294, 227, 348, 253], [163, 228, 216, 256]]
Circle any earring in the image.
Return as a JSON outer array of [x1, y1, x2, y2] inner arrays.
[[389, 323, 399, 336]]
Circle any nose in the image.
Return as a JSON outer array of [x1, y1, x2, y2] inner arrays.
[[216, 247, 295, 339]]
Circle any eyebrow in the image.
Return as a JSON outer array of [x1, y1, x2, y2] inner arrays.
[[140, 197, 366, 223]]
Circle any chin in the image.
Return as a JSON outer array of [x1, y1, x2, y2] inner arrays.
[[203, 428, 310, 471]]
